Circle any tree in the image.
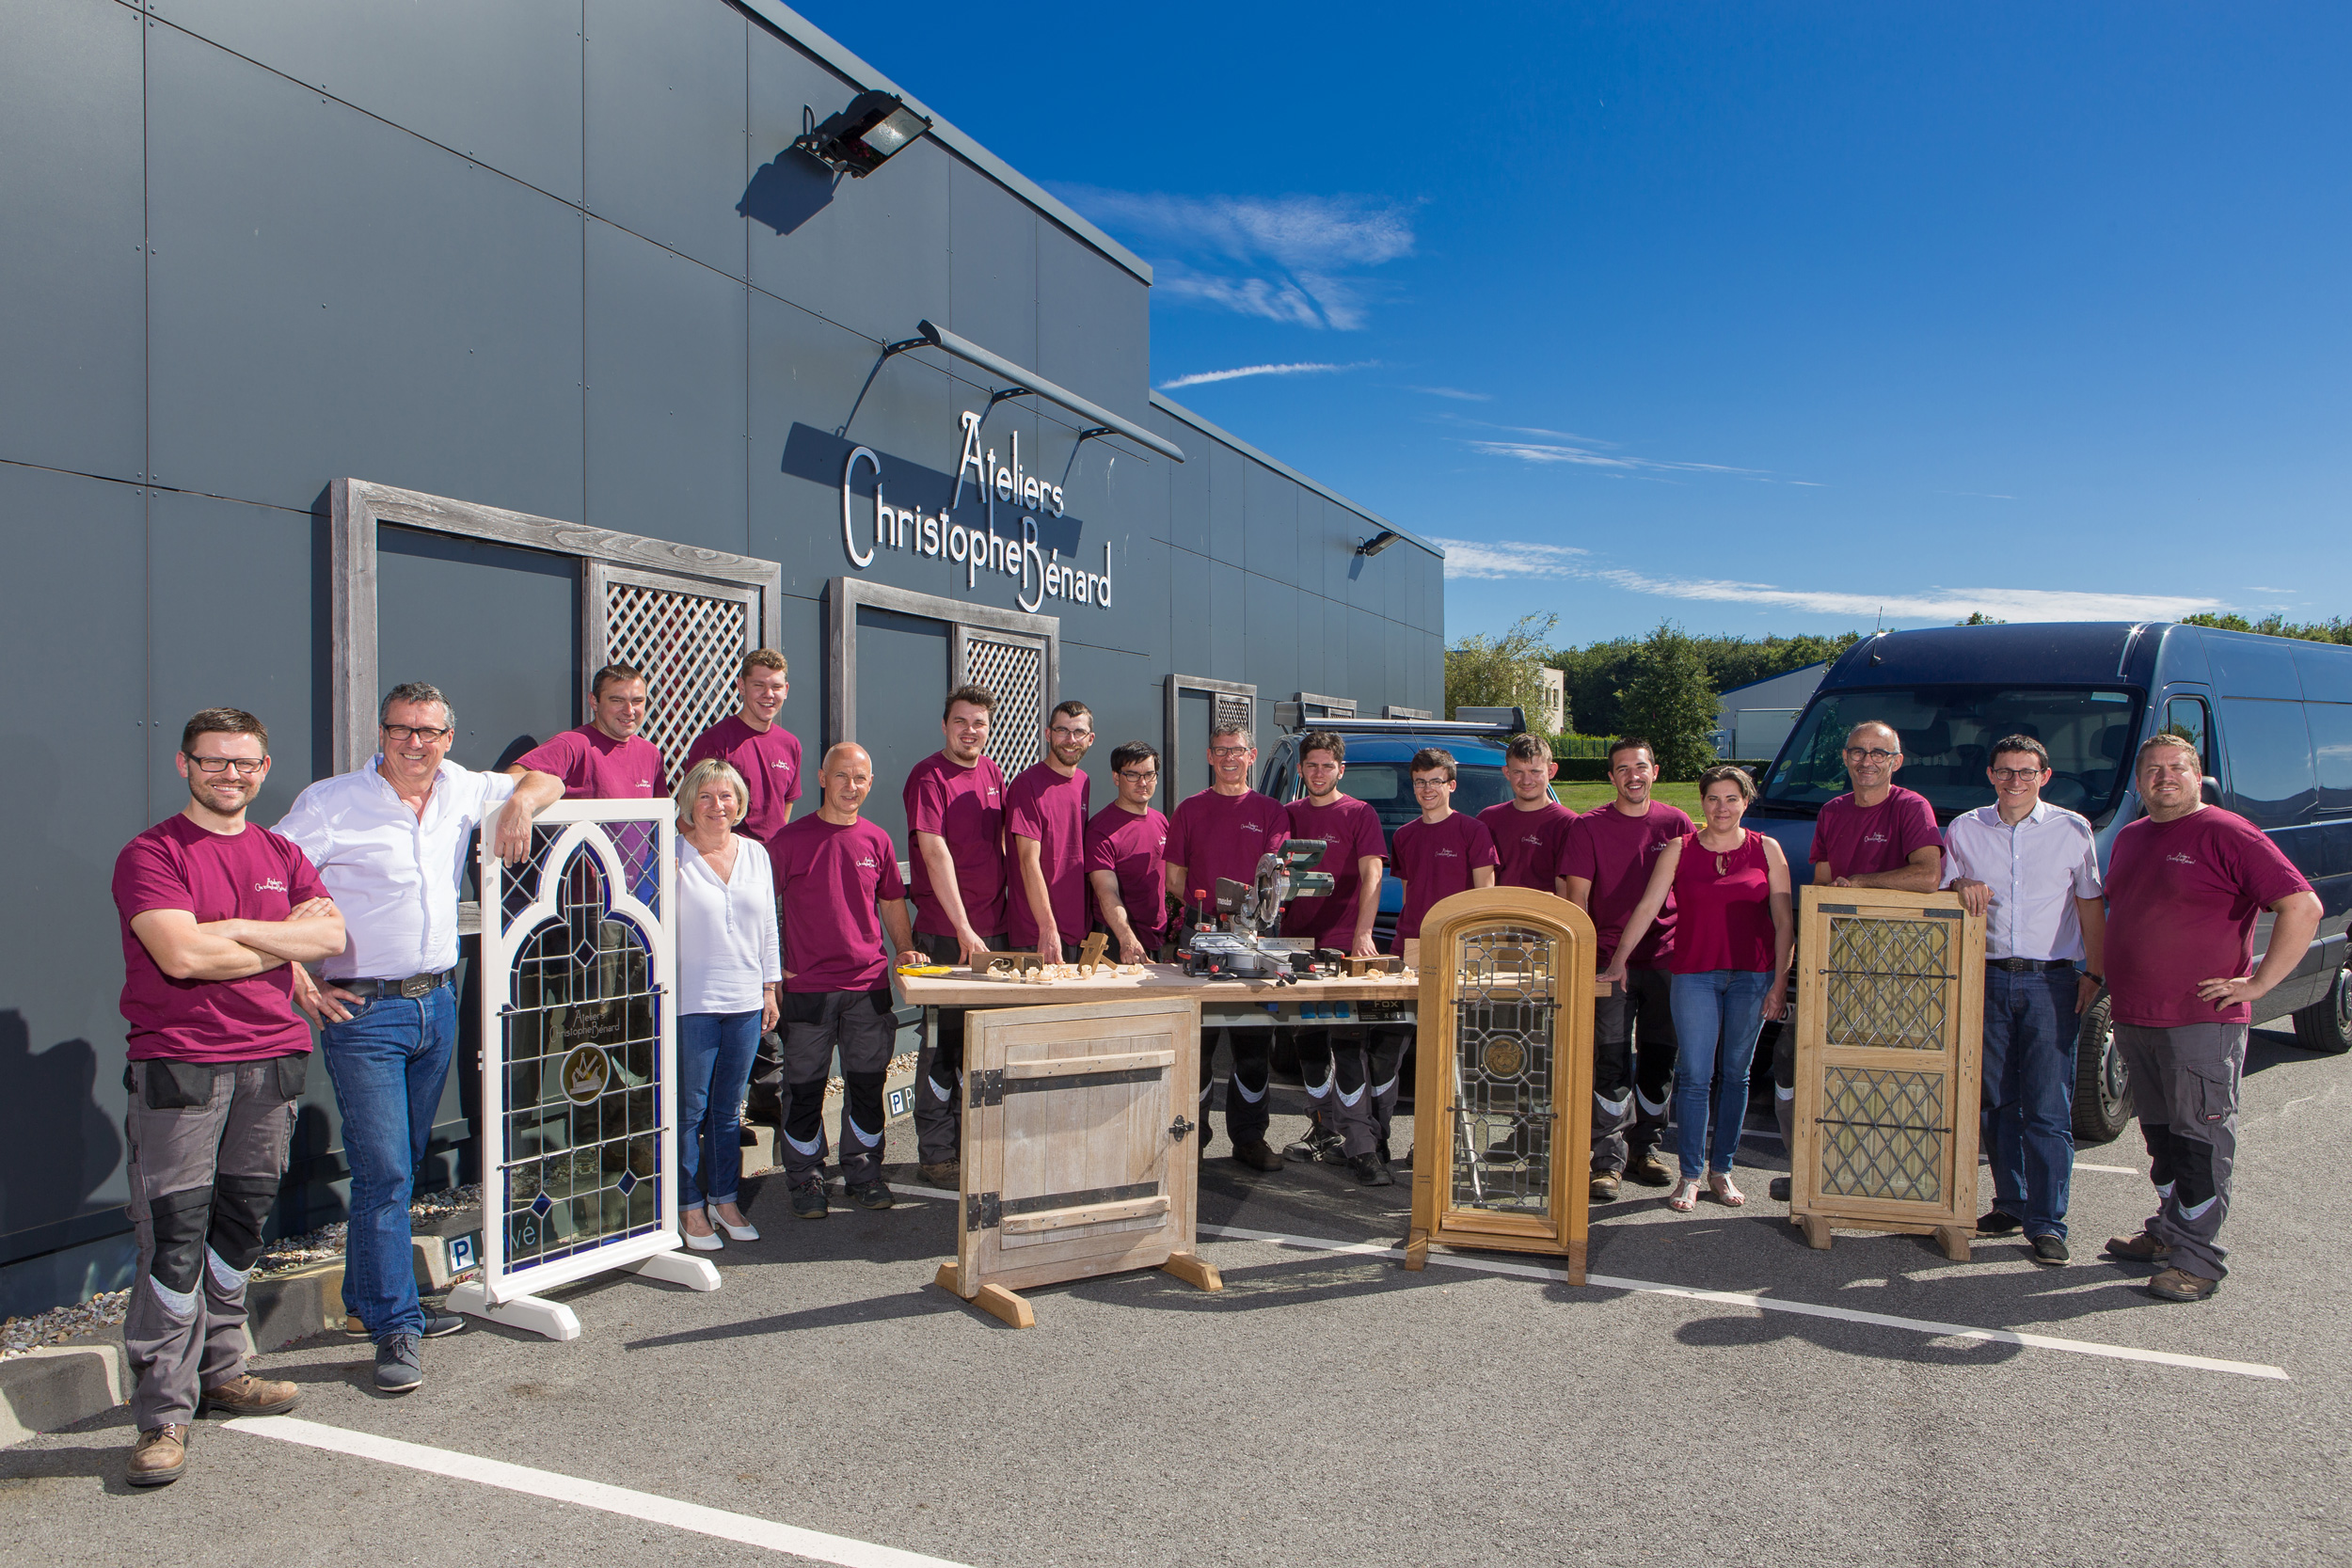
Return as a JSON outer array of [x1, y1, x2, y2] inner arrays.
[[1445, 611, 1558, 722], [1617, 623, 1719, 780], [2183, 611, 2352, 645]]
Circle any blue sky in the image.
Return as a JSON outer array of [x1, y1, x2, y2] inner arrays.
[[818, 3, 2352, 645]]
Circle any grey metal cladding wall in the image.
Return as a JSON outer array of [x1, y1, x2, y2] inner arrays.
[[145, 19, 588, 522], [584, 0, 751, 281]]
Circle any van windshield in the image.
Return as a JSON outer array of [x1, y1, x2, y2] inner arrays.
[[1759, 687, 2142, 821], [1341, 760, 1513, 854]]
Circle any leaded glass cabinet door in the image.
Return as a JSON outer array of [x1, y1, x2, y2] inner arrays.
[[1790, 887, 1985, 1259], [1405, 888, 1597, 1284]]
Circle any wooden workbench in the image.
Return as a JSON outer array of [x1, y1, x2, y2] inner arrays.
[[895, 961, 1422, 1010]]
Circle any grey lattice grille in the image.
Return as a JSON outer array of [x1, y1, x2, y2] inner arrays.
[[1448, 924, 1560, 1216], [962, 633, 1045, 778], [1823, 915, 1951, 1050], [1818, 1067, 1946, 1202], [1213, 693, 1253, 741], [603, 581, 751, 790]]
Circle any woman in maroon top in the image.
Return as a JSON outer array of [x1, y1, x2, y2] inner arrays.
[[1604, 766, 1793, 1212]]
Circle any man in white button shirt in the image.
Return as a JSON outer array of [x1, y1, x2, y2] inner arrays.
[[1942, 734, 2106, 1266], [276, 683, 561, 1392]]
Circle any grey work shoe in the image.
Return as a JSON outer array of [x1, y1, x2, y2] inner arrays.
[[847, 1180, 896, 1211], [126, 1424, 188, 1487], [2147, 1266, 2219, 1303], [198, 1373, 300, 1418], [1285, 1126, 1347, 1165], [1350, 1151, 1394, 1187], [373, 1333, 423, 1394], [2028, 1234, 2071, 1267], [421, 1310, 468, 1338], [788, 1178, 829, 1220]]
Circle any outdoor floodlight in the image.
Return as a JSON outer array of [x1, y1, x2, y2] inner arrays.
[[793, 90, 932, 178], [1356, 530, 1402, 558]]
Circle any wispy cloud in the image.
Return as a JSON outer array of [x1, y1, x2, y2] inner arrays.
[[1431, 538, 2225, 621], [1464, 438, 1769, 478], [1401, 385, 1492, 402], [1156, 361, 1369, 390], [1053, 186, 1418, 331]]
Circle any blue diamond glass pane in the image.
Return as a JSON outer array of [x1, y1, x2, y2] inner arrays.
[[617, 1169, 638, 1196], [530, 1192, 553, 1217]]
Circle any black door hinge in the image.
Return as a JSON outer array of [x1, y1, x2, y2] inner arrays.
[[964, 1192, 1000, 1231], [970, 1069, 1004, 1107]]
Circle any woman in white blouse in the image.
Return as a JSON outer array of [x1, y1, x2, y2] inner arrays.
[[673, 759, 782, 1250]]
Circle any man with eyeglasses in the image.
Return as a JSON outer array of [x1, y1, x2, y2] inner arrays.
[[111, 708, 346, 1485], [276, 683, 561, 1394], [1769, 721, 1945, 1195], [905, 685, 1009, 1186], [2100, 731, 2318, 1302], [1087, 741, 1171, 964], [1942, 735, 2107, 1265], [1008, 700, 1096, 966], [1277, 731, 1389, 1180], [1167, 720, 1292, 1169]]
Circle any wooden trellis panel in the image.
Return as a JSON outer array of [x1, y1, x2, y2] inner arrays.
[[1789, 886, 1986, 1259]]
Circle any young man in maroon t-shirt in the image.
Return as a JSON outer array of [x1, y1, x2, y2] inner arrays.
[[1167, 720, 1292, 1168], [771, 743, 914, 1219], [1478, 734, 1575, 895], [1562, 736, 1694, 1196], [1008, 700, 1096, 963], [1279, 731, 1392, 1182], [508, 662, 664, 800], [1389, 749, 1500, 1171], [1087, 740, 1171, 963], [903, 685, 1009, 1184], [2101, 733, 2319, 1301], [110, 709, 347, 1486]]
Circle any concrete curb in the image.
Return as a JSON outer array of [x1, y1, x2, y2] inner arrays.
[[0, 1337, 128, 1448]]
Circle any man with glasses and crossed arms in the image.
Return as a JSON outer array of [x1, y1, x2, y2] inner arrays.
[[277, 683, 561, 1393]]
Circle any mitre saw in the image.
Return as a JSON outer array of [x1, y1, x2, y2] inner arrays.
[[1176, 838, 1337, 981]]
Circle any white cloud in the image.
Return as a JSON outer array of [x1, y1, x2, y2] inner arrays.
[[1402, 385, 1492, 402], [1054, 186, 1417, 331], [1429, 538, 1589, 579], [1156, 361, 1368, 390], [1463, 436, 1772, 480]]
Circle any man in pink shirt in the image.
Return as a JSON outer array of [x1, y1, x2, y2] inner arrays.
[[1479, 734, 1575, 895], [508, 662, 664, 799], [1008, 700, 1096, 963], [110, 708, 346, 1486], [1167, 720, 1292, 1168], [904, 684, 1009, 1185], [1088, 741, 1171, 963], [2101, 733, 2318, 1301], [1563, 737, 1694, 1196], [1392, 749, 1500, 950], [1279, 731, 1393, 1182], [771, 743, 914, 1220]]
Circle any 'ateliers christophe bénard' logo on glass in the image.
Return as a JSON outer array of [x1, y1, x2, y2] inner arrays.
[[840, 409, 1112, 615]]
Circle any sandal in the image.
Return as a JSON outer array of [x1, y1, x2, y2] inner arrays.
[[1708, 1173, 1746, 1208], [1666, 1177, 1701, 1212]]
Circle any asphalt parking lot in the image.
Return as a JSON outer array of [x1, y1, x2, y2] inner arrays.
[[7, 1024, 2350, 1567]]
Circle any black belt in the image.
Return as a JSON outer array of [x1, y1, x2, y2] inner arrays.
[[1989, 958, 2076, 974], [340, 969, 455, 999]]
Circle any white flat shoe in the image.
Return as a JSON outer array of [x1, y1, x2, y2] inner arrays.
[[681, 1219, 723, 1251], [707, 1206, 758, 1243]]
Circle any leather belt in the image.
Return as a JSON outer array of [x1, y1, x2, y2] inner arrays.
[[341, 969, 455, 1000], [1988, 957, 2075, 973]]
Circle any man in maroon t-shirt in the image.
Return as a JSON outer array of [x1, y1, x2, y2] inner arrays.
[[1167, 720, 1292, 1168], [1279, 731, 1393, 1181], [1008, 700, 1096, 962], [1478, 734, 1574, 895], [682, 648, 804, 889], [903, 684, 1009, 1184], [110, 708, 347, 1486], [771, 743, 914, 1220], [2101, 733, 2319, 1301], [508, 662, 664, 799], [1392, 749, 1501, 948], [1563, 736, 1694, 1196], [1088, 740, 1171, 963]]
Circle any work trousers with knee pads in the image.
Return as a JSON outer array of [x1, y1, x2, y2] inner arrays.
[[2115, 1022, 2245, 1280], [780, 989, 899, 1186], [1592, 965, 1677, 1173], [121, 1055, 300, 1430], [911, 930, 1008, 1165], [1201, 1028, 1275, 1151]]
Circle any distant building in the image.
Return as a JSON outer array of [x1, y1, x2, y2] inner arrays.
[[1538, 667, 1566, 733], [1714, 663, 1827, 759]]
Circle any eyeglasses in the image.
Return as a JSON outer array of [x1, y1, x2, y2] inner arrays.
[[1410, 776, 1450, 790], [1116, 768, 1158, 783], [1049, 726, 1093, 739], [382, 723, 453, 743], [1208, 746, 1252, 759], [188, 755, 267, 776], [1843, 747, 1899, 763], [1989, 768, 2045, 782]]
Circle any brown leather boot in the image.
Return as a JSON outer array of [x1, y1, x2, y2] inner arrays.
[[1229, 1139, 1284, 1171], [126, 1424, 188, 1487], [2104, 1230, 2172, 1266], [199, 1372, 301, 1418], [916, 1161, 960, 1186]]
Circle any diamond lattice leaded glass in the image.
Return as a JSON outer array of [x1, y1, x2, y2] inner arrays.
[[1823, 915, 1952, 1051], [1447, 925, 1559, 1216], [1817, 1067, 1946, 1203]]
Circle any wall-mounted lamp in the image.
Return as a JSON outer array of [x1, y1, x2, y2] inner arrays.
[[792, 91, 932, 178], [1355, 530, 1403, 558]]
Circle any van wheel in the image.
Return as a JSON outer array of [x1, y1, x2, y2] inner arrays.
[[2292, 965, 2352, 1055], [2072, 993, 2130, 1145]]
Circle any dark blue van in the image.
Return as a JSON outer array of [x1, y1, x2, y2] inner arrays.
[[1746, 621, 2352, 1142]]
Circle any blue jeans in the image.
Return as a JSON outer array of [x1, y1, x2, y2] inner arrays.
[[677, 1011, 762, 1209], [1981, 967, 2080, 1238], [1668, 970, 1773, 1179], [320, 985, 457, 1339]]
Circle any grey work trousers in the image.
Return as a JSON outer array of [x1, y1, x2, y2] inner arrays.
[[121, 1056, 299, 1430], [2115, 1022, 2246, 1280], [1295, 1027, 1409, 1158], [912, 930, 1009, 1165], [780, 989, 900, 1185], [1593, 965, 1677, 1174]]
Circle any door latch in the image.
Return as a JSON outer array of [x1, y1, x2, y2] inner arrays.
[[1168, 1116, 1196, 1142]]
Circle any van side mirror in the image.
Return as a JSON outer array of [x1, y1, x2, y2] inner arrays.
[[2201, 775, 2222, 805]]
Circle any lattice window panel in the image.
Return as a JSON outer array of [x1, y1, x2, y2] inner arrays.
[[1447, 924, 1560, 1215], [1212, 693, 1253, 743], [1817, 1067, 1946, 1203], [602, 582, 751, 790], [1823, 914, 1953, 1050], [962, 632, 1045, 778]]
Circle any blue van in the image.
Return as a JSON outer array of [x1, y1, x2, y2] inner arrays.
[[1745, 621, 2352, 1142]]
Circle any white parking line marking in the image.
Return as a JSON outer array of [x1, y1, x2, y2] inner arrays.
[[225, 1417, 973, 1567], [2074, 1163, 2143, 1175], [1200, 1224, 2290, 1383]]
